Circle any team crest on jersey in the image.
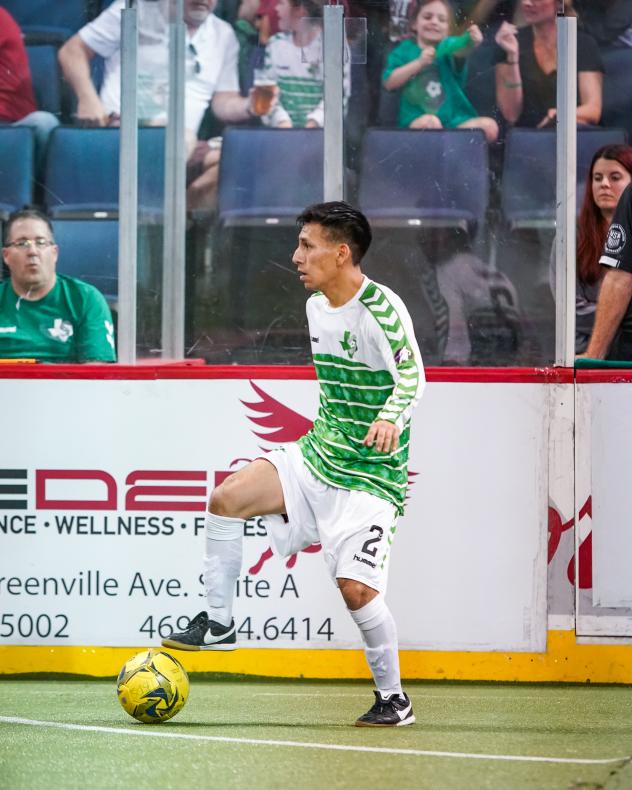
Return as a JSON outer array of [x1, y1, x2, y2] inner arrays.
[[606, 224, 626, 255], [339, 330, 358, 358], [47, 318, 74, 343], [395, 346, 412, 364]]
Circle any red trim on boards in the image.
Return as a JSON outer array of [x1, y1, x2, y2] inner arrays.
[[575, 370, 632, 384], [0, 364, 575, 383]]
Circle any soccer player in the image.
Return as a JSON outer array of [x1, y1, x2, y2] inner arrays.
[[163, 202, 425, 727]]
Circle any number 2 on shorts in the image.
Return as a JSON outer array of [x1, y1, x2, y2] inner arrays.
[[361, 525, 384, 557]]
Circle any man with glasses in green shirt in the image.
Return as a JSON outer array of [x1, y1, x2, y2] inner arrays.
[[0, 208, 116, 363]]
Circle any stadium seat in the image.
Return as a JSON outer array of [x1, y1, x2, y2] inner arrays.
[[2, 0, 88, 44], [44, 126, 165, 220], [53, 218, 119, 304], [26, 45, 62, 116], [501, 127, 628, 230], [217, 126, 324, 227], [602, 48, 632, 140], [357, 128, 489, 236], [0, 126, 35, 221]]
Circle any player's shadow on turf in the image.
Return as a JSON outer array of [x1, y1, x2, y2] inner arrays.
[[147, 722, 356, 730]]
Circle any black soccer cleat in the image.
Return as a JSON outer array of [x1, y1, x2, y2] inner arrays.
[[161, 611, 237, 651], [355, 691, 416, 727]]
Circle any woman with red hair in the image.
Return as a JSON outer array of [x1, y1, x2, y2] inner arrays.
[[552, 144, 632, 352]]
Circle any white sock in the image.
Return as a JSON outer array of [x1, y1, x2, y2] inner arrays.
[[348, 595, 403, 698], [204, 512, 243, 627]]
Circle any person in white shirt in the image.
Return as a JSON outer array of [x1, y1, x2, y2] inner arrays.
[[59, 0, 267, 209]]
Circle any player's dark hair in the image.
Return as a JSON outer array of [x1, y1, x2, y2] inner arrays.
[[578, 144, 632, 285], [3, 207, 55, 245], [296, 201, 372, 265]]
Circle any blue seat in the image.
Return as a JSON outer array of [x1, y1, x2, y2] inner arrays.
[[602, 48, 632, 138], [0, 126, 34, 220], [217, 126, 324, 227], [53, 219, 119, 304], [2, 0, 88, 44], [44, 126, 165, 220], [501, 127, 628, 230], [357, 128, 489, 235], [26, 45, 62, 116]]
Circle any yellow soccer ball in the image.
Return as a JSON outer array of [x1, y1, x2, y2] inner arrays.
[[116, 649, 189, 723]]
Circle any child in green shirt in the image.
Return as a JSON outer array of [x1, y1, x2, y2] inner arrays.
[[382, 0, 498, 142]]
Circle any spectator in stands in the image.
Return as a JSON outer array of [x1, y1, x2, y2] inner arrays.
[[550, 145, 632, 353], [572, 0, 632, 51], [257, 0, 281, 45], [418, 228, 523, 365], [0, 208, 116, 363], [58, 0, 269, 209], [234, 0, 264, 93], [382, 0, 499, 142], [0, 8, 59, 176], [494, 0, 604, 128], [261, 0, 350, 128]]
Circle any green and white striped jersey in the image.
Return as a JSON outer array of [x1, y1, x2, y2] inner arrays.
[[262, 31, 350, 128], [298, 276, 425, 513]]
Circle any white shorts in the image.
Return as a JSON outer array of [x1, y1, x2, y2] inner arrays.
[[263, 443, 398, 593]]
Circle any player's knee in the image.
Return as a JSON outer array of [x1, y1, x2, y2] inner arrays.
[[208, 475, 243, 518], [338, 578, 378, 611]]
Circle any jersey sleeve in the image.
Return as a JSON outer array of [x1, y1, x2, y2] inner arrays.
[[79, 0, 125, 59], [600, 183, 632, 272], [75, 287, 116, 362], [214, 25, 240, 93], [382, 40, 414, 84], [577, 30, 605, 74], [364, 285, 425, 431]]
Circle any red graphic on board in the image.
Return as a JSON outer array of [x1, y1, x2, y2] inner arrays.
[[547, 496, 592, 589], [241, 381, 314, 448]]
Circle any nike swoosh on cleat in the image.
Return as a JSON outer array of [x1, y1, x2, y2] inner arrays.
[[397, 703, 412, 720], [203, 629, 234, 645]]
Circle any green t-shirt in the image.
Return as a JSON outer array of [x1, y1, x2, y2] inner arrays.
[[382, 34, 477, 128], [0, 274, 116, 362]]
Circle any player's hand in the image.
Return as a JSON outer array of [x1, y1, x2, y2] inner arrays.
[[418, 46, 436, 70], [468, 24, 483, 47], [363, 420, 400, 453], [495, 21, 518, 57]]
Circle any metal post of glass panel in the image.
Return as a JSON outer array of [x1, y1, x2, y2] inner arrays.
[[555, 14, 577, 367], [161, 0, 187, 359], [323, 4, 344, 201], [118, 0, 139, 364]]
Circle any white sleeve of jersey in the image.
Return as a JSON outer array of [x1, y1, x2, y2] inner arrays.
[[373, 286, 426, 432]]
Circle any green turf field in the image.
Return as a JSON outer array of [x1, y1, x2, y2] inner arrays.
[[1, 679, 631, 789]]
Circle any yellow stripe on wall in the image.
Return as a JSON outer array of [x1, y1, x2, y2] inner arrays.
[[1, 632, 631, 683]]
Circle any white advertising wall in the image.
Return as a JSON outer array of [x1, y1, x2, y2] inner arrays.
[[0, 376, 548, 651], [576, 380, 632, 636]]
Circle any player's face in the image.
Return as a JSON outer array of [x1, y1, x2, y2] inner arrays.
[[292, 222, 344, 292], [521, 0, 556, 25], [416, 1, 450, 46], [592, 158, 632, 218], [2, 218, 58, 298]]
